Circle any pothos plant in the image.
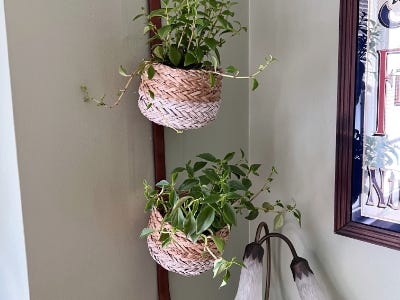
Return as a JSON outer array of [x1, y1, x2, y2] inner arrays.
[[140, 150, 301, 286], [81, 0, 275, 108]]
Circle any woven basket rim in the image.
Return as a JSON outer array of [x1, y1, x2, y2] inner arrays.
[[149, 62, 222, 76], [146, 208, 230, 275]]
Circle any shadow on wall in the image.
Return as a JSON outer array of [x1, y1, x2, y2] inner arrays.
[[271, 222, 345, 300]]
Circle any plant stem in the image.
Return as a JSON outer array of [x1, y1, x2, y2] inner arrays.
[[186, 2, 198, 53], [209, 55, 275, 80]]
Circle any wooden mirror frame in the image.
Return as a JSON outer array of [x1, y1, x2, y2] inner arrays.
[[334, 0, 400, 250]]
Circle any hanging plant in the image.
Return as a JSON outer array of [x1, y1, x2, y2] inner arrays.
[[81, 0, 274, 131], [140, 150, 301, 286]]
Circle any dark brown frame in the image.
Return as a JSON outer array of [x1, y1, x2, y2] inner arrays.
[[334, 0, 400, 250]]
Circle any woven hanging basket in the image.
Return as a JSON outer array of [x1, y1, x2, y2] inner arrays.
[[138, 63, 223, 131], [146, 208, 230, 276]]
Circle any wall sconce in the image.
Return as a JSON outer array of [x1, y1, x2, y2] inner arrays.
[[235, 222, 326, 300]]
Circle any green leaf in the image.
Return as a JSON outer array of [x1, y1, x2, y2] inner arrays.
[[132, 13, 144, 21], [194, 48, 204, 62], [160, 232, 172, 248], [118, 65, 130, 77], [147, 65, 156, 80], [229, 165, 246, 177], [262, 201, 274, 211], [186, 161, 194, 178], [168, 46, 182, 67], [223, 203, 236, 226], [179, 178, 198, 191], [228, 180, 246, 191], [232, 257, 245, 268], [222, 10, 235, 17], [172, 196, 192, 213], [196, 206, 215, 234], [240, 163, 249, 170], [245, 210, 259, 220], [293, 209, 302, 227], [252, 78, 259, 91], [240, 149, 245, 159], [157, 25, 172, 40], [274, 213, 284, 229], [223, 152, 235, 162], [156, 180, 170, 187], [211, 235, 225, 253], [203, 169, 219, 182], [209, 73, 216, 87], [225, 65, 238, 75], [148, 90, 155, 99], [162, 236, 172, 248], [143, 25, 151, 34], [204, 194, 220, 204], [149, 8, 166, 18], [197, 153, 218, 162], [172, 167, 185, 173], [226, 192, 241, 200], [153, 45, 164, 60], [169, 190, 178, 206], [193, 161, 207, 172], [213, 258, 225, 278], [144, 199, 155, 211], [177, 208, 185, 228], [184, 52, 197, 67], [199, 175, 211, 185], [204, 37, 218, 50], [211, 56, 218, 71], [221, 270, 230, 287], [184, 212, 196, 235], [80, 85, 88, 92], [189, 232, 201, 243], [242, 178, 252, 189], [217, 15, 230, 29], [171, 172, 179, 184], [244, 201, 256, 211], [250, 164, 261, 174], [140, 227, 154, 238]]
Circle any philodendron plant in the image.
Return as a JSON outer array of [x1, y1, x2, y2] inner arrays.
[[81, 0, 274, 108], [141, 150, 301, 286]]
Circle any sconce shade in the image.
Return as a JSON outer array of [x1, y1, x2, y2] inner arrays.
[[234, 243, 264, 300], [291, 257, 326, 300], [290, 257, 313, 280], [235, 223, 326, 300]]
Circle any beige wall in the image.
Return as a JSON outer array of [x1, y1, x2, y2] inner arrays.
[[5, 0, 157, 299], [249, 1, 400, 299]]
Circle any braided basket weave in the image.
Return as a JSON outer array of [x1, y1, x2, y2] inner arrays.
[[138, 64, 223, 131], [146, 208, 230, 276]]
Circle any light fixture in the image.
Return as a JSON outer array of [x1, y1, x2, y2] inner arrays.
[[235, 222, 326, 300]]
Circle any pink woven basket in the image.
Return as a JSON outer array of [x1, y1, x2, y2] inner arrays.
[[138, 63, 223, 131], [146, 208, 230, 276]]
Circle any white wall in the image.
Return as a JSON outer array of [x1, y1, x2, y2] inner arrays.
[[4, 0, 157, 299], [165, 1, 250, 299], [250, 1, 400, 299], [0, 1, 29, 299]]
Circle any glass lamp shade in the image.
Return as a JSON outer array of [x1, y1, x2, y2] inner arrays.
[[234, 243, 264, 300], [291, 257, 326, 300]]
